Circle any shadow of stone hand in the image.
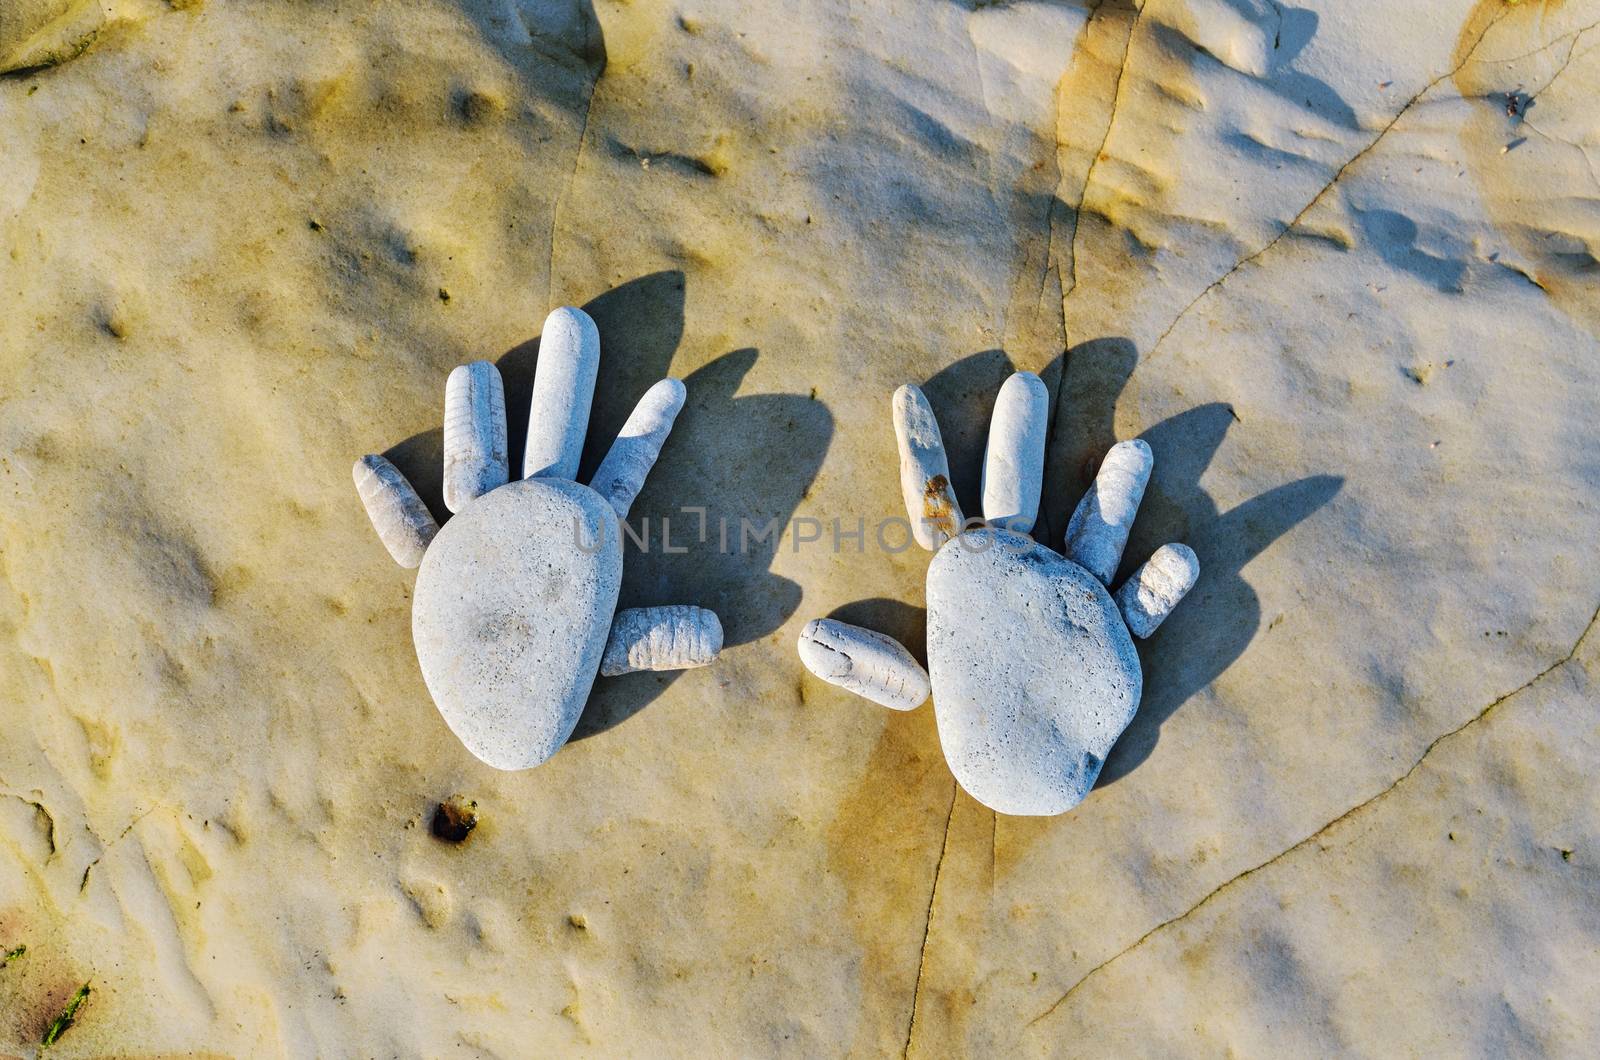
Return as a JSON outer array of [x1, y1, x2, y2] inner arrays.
[[1043, 337, 1344, 787], [1102, 410, 1344, 785], [798, 339, 1342, 813], [572, 346, 836, 739]]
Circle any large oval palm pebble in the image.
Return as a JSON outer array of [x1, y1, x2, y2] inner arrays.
[[413, 478, 622, 769], [926, 528, 1140, 815]]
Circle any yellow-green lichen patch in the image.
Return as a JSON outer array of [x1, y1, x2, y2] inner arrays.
[[40, 980, 90, 1049]]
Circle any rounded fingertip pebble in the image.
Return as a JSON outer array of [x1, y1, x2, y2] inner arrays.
[[590, 377, 687, 519], [1116, 543, 1199, 638], [981, 371, 1048, 533], [442, 360, 509, 513], [524, 306, 601, 481], [646, 376, 687, 410], [1064, 437, 1154, 584], [797, 618, 930, 711]]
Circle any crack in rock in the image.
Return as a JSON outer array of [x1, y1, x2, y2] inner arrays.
[[1028, 600, 1600, 1029], [78, 807, 156, 893], [1062, 0, 1144, 313], [1037, 0, 1144, 545], [1140, 4, 1515, 365], [546, 59, 606, 307], [902, 783, 959, 1059], [3, 792, 56, 858]]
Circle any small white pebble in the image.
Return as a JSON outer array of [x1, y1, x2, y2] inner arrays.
[[797, 618, 930, 711], [353, 455, 438, 568], [1115, 543, 1200, 639], [601, 605, 722, 676], [981, 372, 1048, 533], [589, 378, 687, 519], [1064, 439, 1153, 584], [893, 384, 963, 550], [442, 361, 508, 513], [524, 307, 600, 482]]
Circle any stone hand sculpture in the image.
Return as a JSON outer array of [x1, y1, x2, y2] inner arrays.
[[797, 374, 1198, 816], [354, 307, 722, 769]]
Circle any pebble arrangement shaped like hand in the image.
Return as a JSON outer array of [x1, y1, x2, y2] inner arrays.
[[798, 374, 1198, 816], [354, 307, 722, 769]]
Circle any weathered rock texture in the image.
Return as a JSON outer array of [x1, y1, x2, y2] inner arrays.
[[601, 604, 722, 676], [352, 453, 440, 568], [980, 370, 1049, 534], [3, 0, 1599, 1054]]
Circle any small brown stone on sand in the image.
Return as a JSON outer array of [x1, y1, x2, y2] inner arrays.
[[429, 796, 478, 844]]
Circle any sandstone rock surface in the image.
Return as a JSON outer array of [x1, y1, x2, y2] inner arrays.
[[3, 0, 1599, 1054]]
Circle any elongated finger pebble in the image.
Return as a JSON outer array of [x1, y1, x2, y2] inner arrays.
[[981, 371, 1048, 533], [353, 454, 439, 568], [797, 618, 930, 711], [590, 378, 687, 519], [600, 605, 723, 676], [524, 306, 600, 481], [1115, 543, 1199, 638], [1064, 438, 1152, 584], [442, 361, 509, 513], [893, 384, 964, 550]]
